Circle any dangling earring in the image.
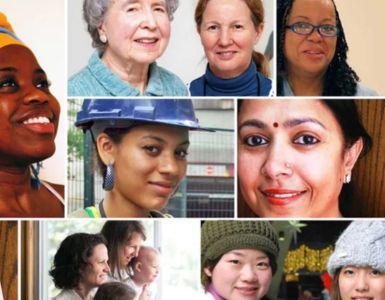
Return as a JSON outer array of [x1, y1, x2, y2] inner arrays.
[[103, 163, 115, 191], [30, 162, 43, 189], [99, 34, 107, 43], [344, 172, 351, 184]]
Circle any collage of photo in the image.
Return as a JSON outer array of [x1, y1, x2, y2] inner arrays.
[[0, 0, 385, 299]]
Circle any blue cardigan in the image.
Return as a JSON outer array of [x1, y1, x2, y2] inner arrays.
[[189, 61, 272, 96], [68, 51, 188, 96]]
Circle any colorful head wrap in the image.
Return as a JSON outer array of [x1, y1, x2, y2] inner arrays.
[[0, 12, 25, 48]]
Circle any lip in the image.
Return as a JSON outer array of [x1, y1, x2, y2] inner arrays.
[[148, 181, 175, 196], [261, 188, 306, 206], [215, 50, 237, 60], [351, 297, 374, 300], [15, 110, 56, 135], [302, 48, 326, 59], [134, 37, 159, 47], [235, 286, 258, 296]]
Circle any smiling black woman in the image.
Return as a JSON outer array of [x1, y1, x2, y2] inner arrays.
[[0, 12, 64, 217]]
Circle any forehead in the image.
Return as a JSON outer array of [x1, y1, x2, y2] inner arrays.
[[289, 0, 336, 21], [239, 99, 333, 121], [89, 244, 108, 260], [0, 45, 41, 69], [203, 0, 252, 17], [122, 123, 189, 142]]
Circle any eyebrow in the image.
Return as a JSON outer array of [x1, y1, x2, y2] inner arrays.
[[227, 251, 268, 260], [238, 118, 326, 131], [290, 16, 335, 23], [141, 135, 190, 146], [0, 67, 46, 75]]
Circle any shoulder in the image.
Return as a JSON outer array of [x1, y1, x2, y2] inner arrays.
[[52, 289, 81, 300], [68, 206, 100, 218], [188, 75, 205, 96], [355, 82, 378, 96], [154, 65, 188, 96], [256, 72, 272, 96]]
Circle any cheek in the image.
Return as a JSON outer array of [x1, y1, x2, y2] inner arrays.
[[238, 151, 262, 187], [200, 33, 216, 51], [158, 18, 171, 39]]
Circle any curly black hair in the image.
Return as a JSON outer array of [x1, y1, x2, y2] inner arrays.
[[277, 0, 359, 96], [49, 233, 107, 289]]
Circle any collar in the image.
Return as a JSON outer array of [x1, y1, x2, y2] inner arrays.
[[207, 284, 224, 300], [88, 51, 164, 96], [204, 60, 258, 96]]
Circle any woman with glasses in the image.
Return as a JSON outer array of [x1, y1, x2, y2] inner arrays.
[[277, 0, 377, 96]]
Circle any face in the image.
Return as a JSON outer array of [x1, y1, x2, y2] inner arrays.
[[81, 244, 110, 288], [0, 45, 60, 166], [238, 99, 361, 217], [199, 0, 263, 79], [106, 124, 189, 214], [205, 249, 272, 300], [284, 0, 337, 78], [100, 0, 171, 66], [118, 232, 144, 269], [339, 266, 385, 300], [137, 250, 160, 283]]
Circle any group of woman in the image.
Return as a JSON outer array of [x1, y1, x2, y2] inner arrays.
[[50, 221, 148, 300], [67, 0, 376, 97], [201, 220, 385, 300]]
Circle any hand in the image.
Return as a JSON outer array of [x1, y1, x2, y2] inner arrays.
[[138, 284, 150, 300]]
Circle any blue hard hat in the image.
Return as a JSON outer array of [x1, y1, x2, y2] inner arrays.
[[75, 99, 206, 131]]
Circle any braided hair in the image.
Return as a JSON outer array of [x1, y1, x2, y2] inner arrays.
[[277, 0, 359, 96]]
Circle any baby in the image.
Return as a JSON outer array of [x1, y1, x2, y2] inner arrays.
[[129, 246, 161, 300]]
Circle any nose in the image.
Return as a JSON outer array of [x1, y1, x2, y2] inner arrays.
[[240, 264, 259, 282], [307, 27, 322, 42], [104, 262, 111, 273], [219, 28, 233, 47], [140, 7, 157, 30], [261, 141, 293, 180], [355, 272, 369, 292], [23, 86, 49, 105], [158, 153, 179, 176]]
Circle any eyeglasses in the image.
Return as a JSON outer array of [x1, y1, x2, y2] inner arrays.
[[285, 22, 339, 37]]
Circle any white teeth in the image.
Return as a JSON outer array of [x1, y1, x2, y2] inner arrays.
[[136, 38, 157, 43], [23, 116, 50, 124], [265, 192, 301, 198]]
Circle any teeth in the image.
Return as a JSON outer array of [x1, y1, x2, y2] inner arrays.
[[136, 38, 157, 43], [265, 192, 302, 198], [23, 116, 50, 124]]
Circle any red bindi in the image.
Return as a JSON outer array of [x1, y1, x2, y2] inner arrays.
[[273, 122, 279, 128]]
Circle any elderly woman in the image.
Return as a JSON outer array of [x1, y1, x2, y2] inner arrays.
[[327, 220, 385, 300], [50, 233, 110, 300], [200, 220, 279, 299], [189, 0, 272, 96], [277, 0, 377, 96], [238, 99, 372, 218], [0, 12, 63, 217], [68, 0, 187, 96], [70, 99, 206, 218]]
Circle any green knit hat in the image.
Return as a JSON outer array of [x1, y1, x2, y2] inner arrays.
[[201, 221, 279, 269]]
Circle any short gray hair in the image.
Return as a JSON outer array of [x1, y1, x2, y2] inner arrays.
[[83, 0, 179, 52]]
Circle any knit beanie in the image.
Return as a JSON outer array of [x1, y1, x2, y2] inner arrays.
[[0, 12, 25, 48], [201, 221, 279, 271], [327, 220, 385, 276]]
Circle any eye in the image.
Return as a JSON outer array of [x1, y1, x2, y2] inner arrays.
[[154, 5, 166, 13], [243, 135, 269, 147], [207, 24, 218, 31], [0, 78, 18, 91], [175, 148, 188, 159], [256, 261, 270, 270], [371, 269, 384, 276], [229, 259, 240, 265], [293, 134, 320, 145], [342, 268, 355, 276], [144, 145, 160, 155], [233, 24, 244, 30], [36, 78, 51, 90]]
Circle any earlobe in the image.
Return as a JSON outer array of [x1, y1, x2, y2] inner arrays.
[[96, 133, 116, 165], [204, 267, 213, 277], [344, 138, 364, 174]]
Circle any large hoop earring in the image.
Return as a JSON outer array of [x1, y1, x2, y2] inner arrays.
[[103, 163, 115, 191]]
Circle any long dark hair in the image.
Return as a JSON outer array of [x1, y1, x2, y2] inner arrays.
[[276, 0, 359, 96], [238, 99, 372, 216]]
